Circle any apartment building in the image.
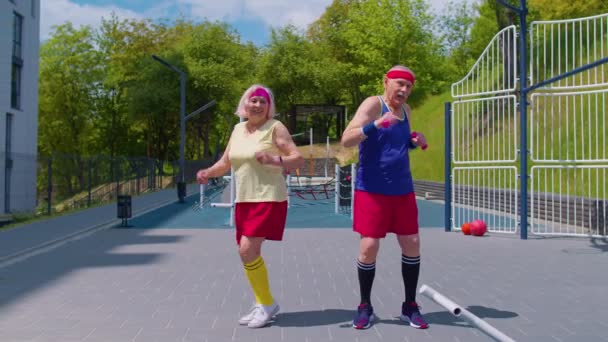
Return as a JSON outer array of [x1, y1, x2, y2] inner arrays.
[[0, 0, 40, 213]]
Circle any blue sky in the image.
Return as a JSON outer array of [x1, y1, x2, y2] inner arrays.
[[41, 0, 454, 46]]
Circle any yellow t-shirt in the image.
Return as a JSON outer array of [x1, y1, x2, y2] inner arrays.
[[228, 119, 287, 203]]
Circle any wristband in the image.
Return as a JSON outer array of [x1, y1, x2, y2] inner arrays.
[[362, 121, 378, 137]]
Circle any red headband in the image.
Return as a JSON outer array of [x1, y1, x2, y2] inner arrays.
[[386, 70, 415, 84], [249, 87, 271, 105]]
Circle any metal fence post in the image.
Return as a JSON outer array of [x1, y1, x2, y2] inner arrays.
[[518, 0, 529, 240], [115, 158, 121, 198], [47, 157, 52, 215], [87, 158, 92, 207], [445, 102, 452, 232], [136, 160, 141, 195]]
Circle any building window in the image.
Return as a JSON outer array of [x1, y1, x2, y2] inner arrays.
[[11, 12, 23, 110], [32, 0, 36, 17], [5, 114, 13, 213], [11, 64, 22, 110], [13, 12, 23, 60], [5, 114, 12, 157]]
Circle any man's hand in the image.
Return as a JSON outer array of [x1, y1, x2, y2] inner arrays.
[[376, 111, 400, 128], [411, 131, 428, 150]]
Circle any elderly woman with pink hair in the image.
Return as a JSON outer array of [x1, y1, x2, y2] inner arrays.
[[196, 84, 303, 328]]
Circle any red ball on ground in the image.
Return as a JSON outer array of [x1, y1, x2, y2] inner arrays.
[[470, 219, 487, 236], [461, 222, 471, 235]]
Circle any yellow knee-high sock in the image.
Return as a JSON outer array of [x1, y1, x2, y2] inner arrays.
[[243, 256, 274, 305]]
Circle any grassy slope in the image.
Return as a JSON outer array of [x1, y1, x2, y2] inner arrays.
[[409, 91, 453, 182]]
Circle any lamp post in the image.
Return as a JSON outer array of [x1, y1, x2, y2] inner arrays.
[[151, 55, 217, 203], [152, 55, 187, 203]]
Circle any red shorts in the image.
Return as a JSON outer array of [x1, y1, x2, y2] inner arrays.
[[235, 201, 288, 245], [353, 190, 419, 238]]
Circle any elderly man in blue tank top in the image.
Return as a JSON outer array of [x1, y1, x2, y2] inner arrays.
[[340, 65, 429, 330]]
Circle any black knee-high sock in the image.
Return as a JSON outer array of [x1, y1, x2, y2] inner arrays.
[[401, 254, 420, 303], [357, 260, 376, 305]]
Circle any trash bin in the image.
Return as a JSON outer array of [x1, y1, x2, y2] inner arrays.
[[177, 181, 186, 203], [339, 166, 352, 207], [117, 195, 132, 227]]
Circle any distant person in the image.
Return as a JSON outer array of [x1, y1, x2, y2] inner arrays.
[[196, 84, 304, 328], [340, 65, 429, 330]]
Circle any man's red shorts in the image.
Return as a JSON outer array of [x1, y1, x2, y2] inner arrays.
[[235, 201, 288, 244], [353, 190, 419, 238]]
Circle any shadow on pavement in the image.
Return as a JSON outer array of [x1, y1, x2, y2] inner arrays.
[[271, 305, 517, 328], [0, 229, 189, 310], [377, 305, 518, 328], [273, 309, 353, 327]]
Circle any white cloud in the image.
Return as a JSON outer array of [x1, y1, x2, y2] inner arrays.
[[177, 0, 244, 22], [243, 0, 332, 28], [41, 0, 333, 41], [41, 0, 142, 40], [177, 0, 332, 28], [40, 0, 466, 42]]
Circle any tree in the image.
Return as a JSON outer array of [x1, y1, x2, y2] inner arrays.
[[257, 25, 318, 112], [39, 23, 102, 195], [94, 15, 142, 159], [438, 0, 477, 79], [309, 0, 444, 105], [180, 20, 258, 158]]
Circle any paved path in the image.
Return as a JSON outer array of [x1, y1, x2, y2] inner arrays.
[[0, 184, 200, 267], [0, 184, 607, 341]]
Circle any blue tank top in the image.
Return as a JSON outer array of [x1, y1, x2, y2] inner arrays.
[[356, 96, 415, 195]]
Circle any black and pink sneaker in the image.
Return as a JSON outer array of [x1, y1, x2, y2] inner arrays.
[[352, 303, 375, 329], [400, 301, 429, 329]]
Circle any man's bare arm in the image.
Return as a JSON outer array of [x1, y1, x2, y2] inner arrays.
[[341, 97, 381, 148]]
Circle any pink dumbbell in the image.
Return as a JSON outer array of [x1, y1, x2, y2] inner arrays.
[[381, 120, 390, 128], [411, 131, 428, 150]]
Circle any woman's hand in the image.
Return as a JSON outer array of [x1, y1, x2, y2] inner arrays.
[[255, 151, 281, 166], [196, 169, 210, 184]]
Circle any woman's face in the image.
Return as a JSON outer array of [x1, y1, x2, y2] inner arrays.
[[246, 96, 269, 122]]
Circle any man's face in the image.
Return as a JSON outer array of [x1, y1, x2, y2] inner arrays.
[[386, 77, 414, 103]]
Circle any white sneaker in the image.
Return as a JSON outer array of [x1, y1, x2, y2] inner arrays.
[[238, 304, 261, 325], [247, 302, 280, 328]]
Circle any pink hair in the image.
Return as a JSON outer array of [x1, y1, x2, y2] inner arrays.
[[235, 84, 277, 119]]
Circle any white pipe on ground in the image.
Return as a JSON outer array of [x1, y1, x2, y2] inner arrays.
[[419, 284, 515, 342]]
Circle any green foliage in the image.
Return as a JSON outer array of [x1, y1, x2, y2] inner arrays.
[[38, 0, 608, 187], [257, 25, 317, 110], [529, 0, 608, 20], [180, 20, 257, 157], [438, 0, 477, 80], [39, 23, 101, 156], [468, 1, 500, 62]]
